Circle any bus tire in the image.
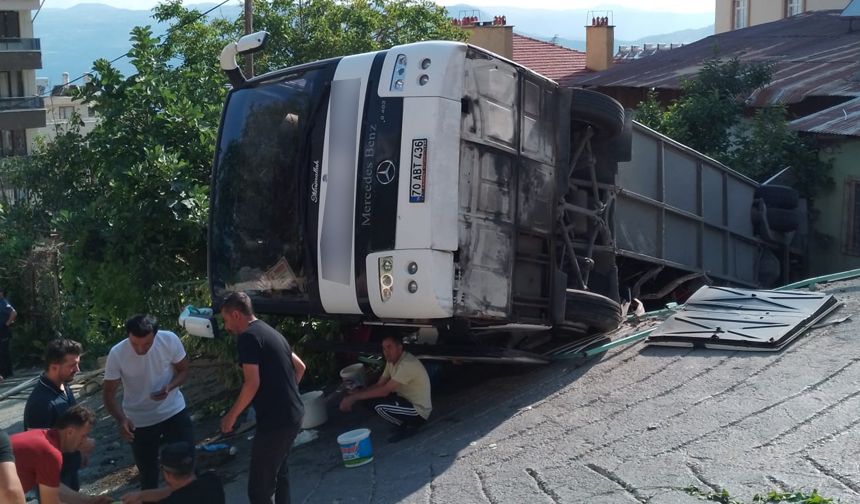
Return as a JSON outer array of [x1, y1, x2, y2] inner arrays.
[[571, 89, 625, 139], [564, 289, 623, 333], [767, 207, 800, 233], [755, 185, 799, 209]]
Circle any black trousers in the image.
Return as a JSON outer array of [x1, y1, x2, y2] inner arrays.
[[0, 336, 12, 377], [131, 409, 194, 489], [248, 423, 301, 504], [367, 394, 425, 427]]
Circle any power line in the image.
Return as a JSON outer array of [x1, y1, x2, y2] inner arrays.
[[45, 0, 234, 93]]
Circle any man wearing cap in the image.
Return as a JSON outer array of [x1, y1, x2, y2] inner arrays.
[[11, 405, 110, 504], [103, 314, 194, 490], [24, 339, 95, 490], [120, 442, 224, 504]]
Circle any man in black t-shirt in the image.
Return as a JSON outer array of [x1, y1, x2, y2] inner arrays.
[[219, 291, 306, 504], [119, 442, 224, 504], [0, 428, 25, 504]]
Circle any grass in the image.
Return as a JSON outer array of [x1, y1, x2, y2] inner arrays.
[[684, 486, 835, 503]]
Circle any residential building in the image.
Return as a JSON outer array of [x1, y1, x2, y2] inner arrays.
[[37, 73, 98, 141], [0, 0, 45, 157], [789, 99, 860, 273], [715, 0, 850, 33]]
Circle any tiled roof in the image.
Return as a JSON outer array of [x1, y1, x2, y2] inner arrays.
[[570, 10, 860, 106], [511, 33, 588, 86], [790, 96, 860, 137]]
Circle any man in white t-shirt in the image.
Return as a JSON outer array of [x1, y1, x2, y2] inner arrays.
[[102, 314, 194, 490]]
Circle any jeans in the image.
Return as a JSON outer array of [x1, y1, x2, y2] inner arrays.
[[248, 423, 301, 504], [131, 409, 194, 489], [0, 336, 12, 377]]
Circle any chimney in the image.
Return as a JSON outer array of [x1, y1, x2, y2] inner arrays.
[[62, 72, 70, 85], [585, 12, 614, 72], [463, 13, 513, 59]]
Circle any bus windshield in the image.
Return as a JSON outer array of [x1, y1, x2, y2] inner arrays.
[[209, 67, 331, 303]]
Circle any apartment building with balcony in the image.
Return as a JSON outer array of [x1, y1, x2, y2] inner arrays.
[[0, 0, 45, 157], [35, 73, 99, 141], [716, 0, 851, 33]]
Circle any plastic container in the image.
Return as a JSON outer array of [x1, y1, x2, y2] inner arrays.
[[300, 390, 327, 429], [337, 428, 373, 467], [339, 363, 366, 391]]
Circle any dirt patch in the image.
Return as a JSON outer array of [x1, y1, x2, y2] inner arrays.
[[73, 358, 237, 497]]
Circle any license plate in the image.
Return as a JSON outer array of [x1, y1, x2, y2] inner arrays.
[[409, 138, 427, 203]]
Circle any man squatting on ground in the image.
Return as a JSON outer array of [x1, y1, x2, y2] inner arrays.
[[339, 333, 432, 442], [120, 441, 225, 504], [219, 291, 307, 504], [24, 338, 95, 491], [11, 405, 110, 504], [103, 314, 195, 490]]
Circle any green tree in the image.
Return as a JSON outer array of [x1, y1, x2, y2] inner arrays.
[[249, 0, 467, 72], [635, 56, 831, 200], [3, 0, 465, 366]]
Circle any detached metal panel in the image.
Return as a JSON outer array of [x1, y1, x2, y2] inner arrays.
[[647, 286, 839, 350]]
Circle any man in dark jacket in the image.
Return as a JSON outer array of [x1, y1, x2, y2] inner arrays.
[[23, 339, 94, 490]]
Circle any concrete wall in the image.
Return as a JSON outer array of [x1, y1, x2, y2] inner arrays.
[[466, 26, 513, 60], [716, 0, 850, 33], [2, 0, 39, 11], [809, 139, 860, 275]]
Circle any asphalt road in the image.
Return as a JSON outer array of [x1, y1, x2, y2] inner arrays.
[[275, 280, 860, 503], [1, 279, 859, 503]]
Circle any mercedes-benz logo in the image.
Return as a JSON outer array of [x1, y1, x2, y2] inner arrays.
[[376, 160, 396, 185]]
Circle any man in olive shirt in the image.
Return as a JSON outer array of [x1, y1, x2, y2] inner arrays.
[[339, 334, 432, 442]]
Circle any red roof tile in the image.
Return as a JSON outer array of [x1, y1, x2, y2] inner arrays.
[[511, 33, 588, 86]]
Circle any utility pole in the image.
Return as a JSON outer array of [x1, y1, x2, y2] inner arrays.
[[244, 0, 253, 78]]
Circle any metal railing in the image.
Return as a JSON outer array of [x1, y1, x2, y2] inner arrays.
[[0, 38, 40, 51], [0, 96, 44, 111]]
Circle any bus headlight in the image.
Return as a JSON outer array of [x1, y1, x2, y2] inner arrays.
[[379, 256, 394, 301], [390, 54, 408, 91]]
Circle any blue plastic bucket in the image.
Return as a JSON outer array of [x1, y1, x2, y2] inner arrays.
[[337, 428, 373, 467]]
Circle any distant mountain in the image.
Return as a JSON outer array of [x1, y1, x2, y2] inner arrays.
[[34, 2, 713, 86], [35, 3, 241, 86], [445, 4, 713, 41]]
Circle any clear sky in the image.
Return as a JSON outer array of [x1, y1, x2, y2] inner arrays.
[[46, 0, 714, 14]]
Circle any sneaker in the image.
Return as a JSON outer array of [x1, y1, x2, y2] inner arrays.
[[387, 424, 420, 443]]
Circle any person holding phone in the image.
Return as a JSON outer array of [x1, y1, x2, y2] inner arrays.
[[103, 314, 194, 490]]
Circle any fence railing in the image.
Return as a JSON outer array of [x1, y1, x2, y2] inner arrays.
[[0, 38, 40, 51], [0, 96, 44, 111]]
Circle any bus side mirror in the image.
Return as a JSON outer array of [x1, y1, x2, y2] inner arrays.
[[178, 305, 219, 339], [237, 31, 269, 55]]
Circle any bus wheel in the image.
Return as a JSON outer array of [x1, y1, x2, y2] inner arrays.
[[571, 89, 625, 139], [564, 289, 623, 333]]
